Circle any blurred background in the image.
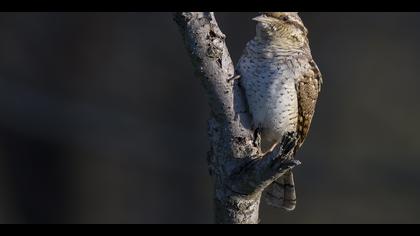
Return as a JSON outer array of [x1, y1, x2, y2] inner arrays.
[[0, 12, 419, 224]]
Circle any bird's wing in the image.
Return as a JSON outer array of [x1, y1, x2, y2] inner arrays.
[[295, 59, 322, 149]]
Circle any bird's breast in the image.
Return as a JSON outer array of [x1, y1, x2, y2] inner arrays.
[[238, 46, 300, 141]]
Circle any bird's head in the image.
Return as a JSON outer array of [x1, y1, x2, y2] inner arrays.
[[253, 12, 308, 48]]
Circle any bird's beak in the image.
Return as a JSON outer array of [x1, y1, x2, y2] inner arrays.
[[252, 15, 270, 23]]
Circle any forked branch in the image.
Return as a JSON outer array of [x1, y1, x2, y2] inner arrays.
[[174, 12, 300, 224]]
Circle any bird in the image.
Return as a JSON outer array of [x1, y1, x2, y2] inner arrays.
[[237, 12, 322, 211]]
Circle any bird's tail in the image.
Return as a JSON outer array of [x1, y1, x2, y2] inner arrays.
[[263, 170, 297, 211]]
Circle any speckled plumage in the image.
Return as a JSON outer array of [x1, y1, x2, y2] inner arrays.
[[237, 12, 322, 211]]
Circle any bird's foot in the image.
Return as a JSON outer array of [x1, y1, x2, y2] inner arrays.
[[281, 132, 298, 153], [276, 131, 298, 161]]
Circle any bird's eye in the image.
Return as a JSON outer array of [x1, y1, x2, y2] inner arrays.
[[282, 16, 289, 21]]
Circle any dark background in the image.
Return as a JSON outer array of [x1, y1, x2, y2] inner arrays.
[[0, 12, 419, 224]]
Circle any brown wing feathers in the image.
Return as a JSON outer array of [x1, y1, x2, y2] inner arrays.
[[296, 60, 322, 150]]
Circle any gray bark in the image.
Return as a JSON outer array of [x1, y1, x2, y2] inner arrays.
[[173, 12, 301, 224]]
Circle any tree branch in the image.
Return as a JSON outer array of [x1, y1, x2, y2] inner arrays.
[[174, 12, 300, 224]]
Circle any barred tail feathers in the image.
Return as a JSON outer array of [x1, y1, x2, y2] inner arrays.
[[263, 171, 297, 211]]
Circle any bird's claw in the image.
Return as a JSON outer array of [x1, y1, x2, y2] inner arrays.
[[280, 131, 298, 155]]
